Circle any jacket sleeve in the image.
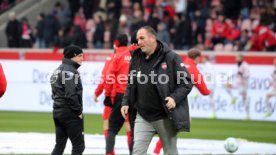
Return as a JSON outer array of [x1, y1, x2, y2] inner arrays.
[[121, 57, 135, 106], [104, 57, 116, 97], [94, 58, 111, 97], [95, 81, 104, 97], [121, 84, 131, 106], [63, 71, 82, 115], [0, 64, 7, 98], [189, 65, 211, 96], [169, 53, 193, 104]]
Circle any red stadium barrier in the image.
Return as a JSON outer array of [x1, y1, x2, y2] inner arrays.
[[216, 55, 275, 64], [0, 49, 275, 64], [84, 53, 112, 61], [0, 52, 20, 59], [24, 52, 63, 60]]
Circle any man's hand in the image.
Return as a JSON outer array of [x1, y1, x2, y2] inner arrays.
[[103, 96, 113, 107], [165, 97, 176, 110], [78, 114, 83, 119], [93, 95, 98, 103], [121, 105, 129, 119]]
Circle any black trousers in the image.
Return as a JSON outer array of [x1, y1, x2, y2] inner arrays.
[[51, 108, 85, 155], [106, 93, 128, 154]]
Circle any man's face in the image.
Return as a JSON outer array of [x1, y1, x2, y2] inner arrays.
[[71, 54, 84, 65], [137, 29, 154, 54]]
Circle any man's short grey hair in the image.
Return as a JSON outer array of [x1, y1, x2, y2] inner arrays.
[[139, 26, 157, 38]]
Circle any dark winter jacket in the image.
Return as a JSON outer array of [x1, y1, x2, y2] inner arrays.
[[122, 41, 193, 132], [50, 58, 83, 115]]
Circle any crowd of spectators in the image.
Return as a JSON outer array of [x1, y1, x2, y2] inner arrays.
[[4, 0, 276, 52]]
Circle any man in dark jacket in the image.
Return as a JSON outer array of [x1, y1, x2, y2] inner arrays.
[[50, 45, 85, 155], [5, 12, 20, 47], [121, 26, 193, 155]]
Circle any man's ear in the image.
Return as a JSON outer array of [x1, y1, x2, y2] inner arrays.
[[150, 35, 155, 42]]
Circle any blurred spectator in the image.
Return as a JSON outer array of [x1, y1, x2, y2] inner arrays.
[[240, 0, 253, 20], [72, 25, 87, 48], [255, 25, 276, 51], [0, 0, 23, 13], [0, 0, 9, 12], [5, 12, 20, 47], [225, 19, 241, 45], [238, 29, 250, 51], [170, 14, 192, 50], [85, 19, 95, 48], [222, 0, 241, 19], [130, 0, 142, 7], [204, 31, 212, 50], [162, 1, 176, 19], [103, 29, 111, 49], [194, 3, 209, 45], [43, 14, 59, 48], [53, 28, 72, 53], [67, 0, 80, 19], [117, 14, 130, 35], [82, 0, 100, 20], [106, 0, 122, 19], [19, 17, 33, 47], [52, 2, 70, 28], [244, 30, 262, 52], [73, 8, 86, 32], [145, 8, 160, 30], [249, 6, 261, 20], [157, 22, 170, 45], [186, 0, 199, 20], [93, 15, 105, 48], [121, 0, 133, 16], [211, 13, 229, 45], [130, 9, 145, 32], [34, 13, 45, 48], [144, 0, 156, 14], [174, 0, 187, 15]]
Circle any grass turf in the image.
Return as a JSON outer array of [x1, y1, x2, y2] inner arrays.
[[0, 111, 275, 144]]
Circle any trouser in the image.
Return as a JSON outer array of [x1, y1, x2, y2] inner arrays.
[[128, 106, 137, 155], [106, 93, 128, 154], [51, 109, 85, 155], [133, 114, 178, 155]]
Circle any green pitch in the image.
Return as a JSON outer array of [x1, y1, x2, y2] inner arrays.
[[0, 111, 275, 144]]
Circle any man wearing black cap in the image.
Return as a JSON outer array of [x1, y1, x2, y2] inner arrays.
[[50, 45, 85, 155]]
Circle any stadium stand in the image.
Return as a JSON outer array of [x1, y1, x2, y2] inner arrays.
[[0, 0, 275, 52]]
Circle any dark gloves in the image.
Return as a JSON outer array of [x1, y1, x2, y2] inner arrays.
[[103, 96, 113, 107]]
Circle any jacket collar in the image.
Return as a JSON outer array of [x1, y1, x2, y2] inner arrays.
[[184, 57, 196, 66], [115, 46, 128, 54], [62, 58, 80, 69], [133, 40, 171, 68], [152, 40, 171, 68]]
